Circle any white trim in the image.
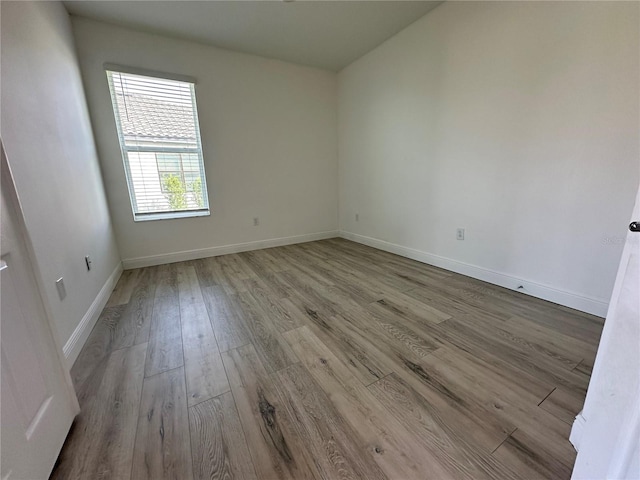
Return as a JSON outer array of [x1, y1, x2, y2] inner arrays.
[[339, 231, 608, 317], [63, 262, 123, 367], [104, 63, 197, 84], [122, 230, 339, 269], [134, 209, 210, 222], [570, 412, 587, 451]]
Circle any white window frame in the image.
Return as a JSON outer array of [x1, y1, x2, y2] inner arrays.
[[105, 64, 210, 222]]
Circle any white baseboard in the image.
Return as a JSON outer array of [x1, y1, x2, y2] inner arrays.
[[63, 262, 123, 367], [339, 231, 608, 317], [570, 411, 587, 451], [122, 230, 340, 269]]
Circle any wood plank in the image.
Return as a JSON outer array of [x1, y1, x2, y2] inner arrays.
[[221, 344, 322, 480], [366, 305, 555, 403], [437, 316, 589, 396], [408, 282, 517, 324], [301, 311, 395, 386], [324, 246, 449, 294], [256, 271, 296, 298], [191, 257, 220, 289], [145, 294, 184, 378], [275, 247, 335, 288], [311, 263, 381, 306], [329, 237, 452, 279], [317, 293, 434, 354], [178, 264, 205, 304], [442, 275, 604, 345], [325, 238, 451, 281], [215, 254, 257, 295], [177, 261, 229, 405], [403, 283, 489, 319], [372, 291, 452, 325], [294, 241, 335, 262], [278, 269, 382, 338], [132, 268, 158, 344], [433, 275, 526, 321], [430, 346, 550, 406], [325, 256, 414, 298], [456, 314, 583, 371], [240, 248, 286, 276], [506, 315, 598, 368], [539, 388, 585, 425], [155, 263, 179, 299], [180, 294, 230, 406], [273, 297, 309, 332], [73, 270, 157, 389], [369, 373, 520, 479], [275, 270, 344, 318], [202, 285, 252, 352], [113, 267, 157, 348], [240, 279, 306, 333], [235, 290, 298, 373], [274, 363, 388, 480], [258, 248, 294, 273], [280, 247, 388, 306], [328, 249, 450, 313], [284, 326, 457, 479], [492, 428, 573, 479], [573, 359, 593, 376], [54, 239, 604, 479], [51, 343, 147, 480], [132, 367, 193, 480], [422, 347, 576, 465], [189, 392, 258, 480], [70, 304, 126, 403], [360, 302, 442, 362], [105, 269, 141, 307], [388, 349, 515, 454], [446, 273, 602, 323]]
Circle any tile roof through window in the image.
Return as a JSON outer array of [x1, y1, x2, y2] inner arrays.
[[116, 92, 197, 143]]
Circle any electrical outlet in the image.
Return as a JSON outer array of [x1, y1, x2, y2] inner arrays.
[[456, 228, 465, 240], [55, 277, 66, 300], [85, 255, 92, 271], [253, 217, 259, 226], [355, 213, 359, 222]]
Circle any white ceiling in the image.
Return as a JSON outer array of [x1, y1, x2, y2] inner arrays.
[[63, 1, 442, 71]]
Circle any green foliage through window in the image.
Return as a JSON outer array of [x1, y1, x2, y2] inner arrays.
[[191, 177, 204, 208], [163, 174, 187, 210]]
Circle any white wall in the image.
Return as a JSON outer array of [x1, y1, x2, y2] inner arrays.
[[338, 1, 639, 315], [71, 17, 339, 266], [1, 3, 121, 354]]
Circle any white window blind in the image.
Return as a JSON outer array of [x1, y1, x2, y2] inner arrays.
[[106, 68, 209, 221]]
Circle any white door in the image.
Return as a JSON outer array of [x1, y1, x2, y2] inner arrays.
[[571, 185, 640, 479], [1, 147, 79, 479]]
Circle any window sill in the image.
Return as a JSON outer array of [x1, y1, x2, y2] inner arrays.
[[133, 209, 210, 222]]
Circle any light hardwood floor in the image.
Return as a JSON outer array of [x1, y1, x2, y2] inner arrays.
[[51, 238, 603, 479]]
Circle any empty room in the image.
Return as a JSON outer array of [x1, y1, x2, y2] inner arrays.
[[1, 0, 638, 479]]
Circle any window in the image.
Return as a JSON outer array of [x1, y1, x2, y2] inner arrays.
[[106, 67, 209, 221]]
